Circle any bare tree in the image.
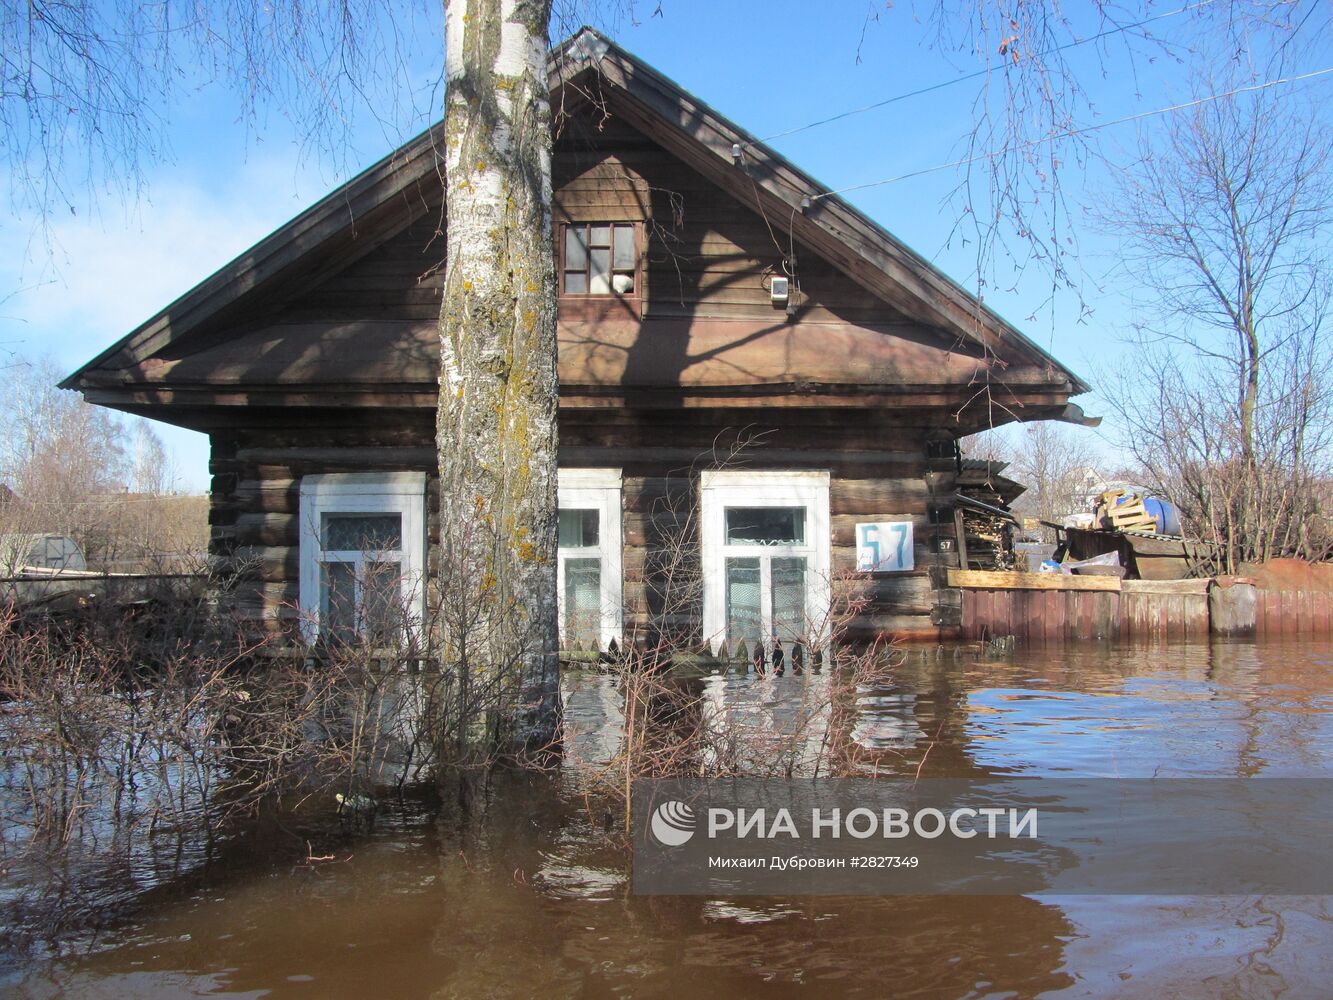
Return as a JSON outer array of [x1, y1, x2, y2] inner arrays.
[[0, 1, 440, 219], [1006, 421, 1100, 539], [0, 353, 209, 572], [905, 2, 1310, 311], [959, 427, 1012, 467], [1101, 79, 1333, 569]]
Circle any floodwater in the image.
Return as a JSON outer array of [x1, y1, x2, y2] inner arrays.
[[4, 639, 1332, 999]]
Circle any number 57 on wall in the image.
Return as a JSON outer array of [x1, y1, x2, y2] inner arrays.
[[856, 521, 915, 573]]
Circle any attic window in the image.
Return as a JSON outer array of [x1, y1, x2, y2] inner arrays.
[[563, 223, 637, 295]]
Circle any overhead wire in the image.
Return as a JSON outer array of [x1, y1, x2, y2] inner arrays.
[[746, 0, 1224, 148], [809, 66, 1333, 201]]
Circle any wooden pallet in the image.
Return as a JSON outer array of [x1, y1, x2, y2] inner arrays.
[[1099, 494, 1157, 533]]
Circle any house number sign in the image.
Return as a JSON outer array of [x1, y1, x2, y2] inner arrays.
[[856, 521, 914, 573]]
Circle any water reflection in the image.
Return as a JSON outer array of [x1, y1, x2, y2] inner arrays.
[[5, 639, 1331, 998]]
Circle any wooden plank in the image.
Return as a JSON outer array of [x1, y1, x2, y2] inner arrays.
[[1279, 590, 1295, 638], [235, 512, 298, 547], [1097, 591, 1120, 640], [975, 589, 994, 639], [1021, 590, 1042, 643], [998, 589, 1017, 640], [953, 507, 970, 571], [1121, 579, 1211, 595], [1188, 593, 1209, 638], [1165, 595, 1184, 640], [948, 569, 1120, 592], [1120, 593, 1142, 637], [1042, 589, 1062, 643]]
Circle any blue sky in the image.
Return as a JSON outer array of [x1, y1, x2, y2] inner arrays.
[[2, 0, 1330, 491]]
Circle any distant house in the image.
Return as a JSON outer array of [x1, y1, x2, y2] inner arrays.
[[62, 29, 1093, 649]]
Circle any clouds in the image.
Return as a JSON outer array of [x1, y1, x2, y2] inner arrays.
[[0, 151, 354, 491], [5, 154, 327, 358]]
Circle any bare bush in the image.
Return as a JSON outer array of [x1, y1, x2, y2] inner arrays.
[[1, 354, 209, 574]]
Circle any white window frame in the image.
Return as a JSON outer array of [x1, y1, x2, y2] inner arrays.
[[557, 468, 623, 650], [298, 472, 427, 644], [700, 470, 831, 654]]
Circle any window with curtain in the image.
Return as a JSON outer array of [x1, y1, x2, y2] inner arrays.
[[298, 473, 426, 645], [557, 469, 623, 650], [700, 471, 830, 655], [562, 223, 638, 296]]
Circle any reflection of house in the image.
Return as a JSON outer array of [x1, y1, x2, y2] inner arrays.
[[61, 30, 1091, 648]]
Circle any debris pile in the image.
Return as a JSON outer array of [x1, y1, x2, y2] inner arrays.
[[1096, 490, 1156, 532], [1093, 489, 1181, 536]]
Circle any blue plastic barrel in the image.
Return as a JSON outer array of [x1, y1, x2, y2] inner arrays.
[[1142, 497, 1182, 536]]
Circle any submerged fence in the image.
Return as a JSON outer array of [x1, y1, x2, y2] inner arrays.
[[1254, 589, 1333, 637], [952, 570, 1329, 642]]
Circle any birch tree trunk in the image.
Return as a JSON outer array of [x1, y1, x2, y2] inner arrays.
[[438, 0, 559, 754]]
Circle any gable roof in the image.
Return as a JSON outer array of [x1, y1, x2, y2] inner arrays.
[[63, 27, 1090, 412]]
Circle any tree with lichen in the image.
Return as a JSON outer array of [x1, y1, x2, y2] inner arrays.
[[437, 0, 561, 754]]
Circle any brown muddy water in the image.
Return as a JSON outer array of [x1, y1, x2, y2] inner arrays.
[[4, 639, 1331, 999]]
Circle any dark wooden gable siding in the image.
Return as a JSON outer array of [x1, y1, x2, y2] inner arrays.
[[263, 101, 928, 337], [553, 107, 927, 328]]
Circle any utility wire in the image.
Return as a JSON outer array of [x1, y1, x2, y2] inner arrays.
[[810, 66, 1333, 201], [750, 0, 1222, 147]]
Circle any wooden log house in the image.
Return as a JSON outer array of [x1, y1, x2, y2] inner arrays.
[[63, 29, 1094, 654]]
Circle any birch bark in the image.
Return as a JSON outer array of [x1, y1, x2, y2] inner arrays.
[[438, 0, 559, 753]]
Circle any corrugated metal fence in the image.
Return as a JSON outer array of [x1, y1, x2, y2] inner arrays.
[[958, 576, 1211, 642], [1254, 589, 1333, 636], [955, 568, 1332, 642]]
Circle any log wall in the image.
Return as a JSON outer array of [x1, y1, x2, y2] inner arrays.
[[208, 410, 966, 642]]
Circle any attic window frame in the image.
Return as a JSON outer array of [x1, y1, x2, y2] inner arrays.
[[560, 221, 641, 299]]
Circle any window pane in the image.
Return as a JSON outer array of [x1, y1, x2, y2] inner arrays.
[[563, 271, 587, 294], [558, 508, 600, 548], [612, 226, 635, 270], [725, 507, 806, 545], [322, 513, 401, 551], [363, 560, 403, 642], [771, 557, 807, 641], [726, 557, 762, 643], [321, 561, 357, 643], [564, 557, 602, 645], [564, 227, 588, 270], [588, 224, 611, 247], [589, 248, 611, 294]]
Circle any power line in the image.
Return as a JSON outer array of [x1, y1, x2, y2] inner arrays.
[[749, 0, 1223, 147], [810, 66, 1333, 201]]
